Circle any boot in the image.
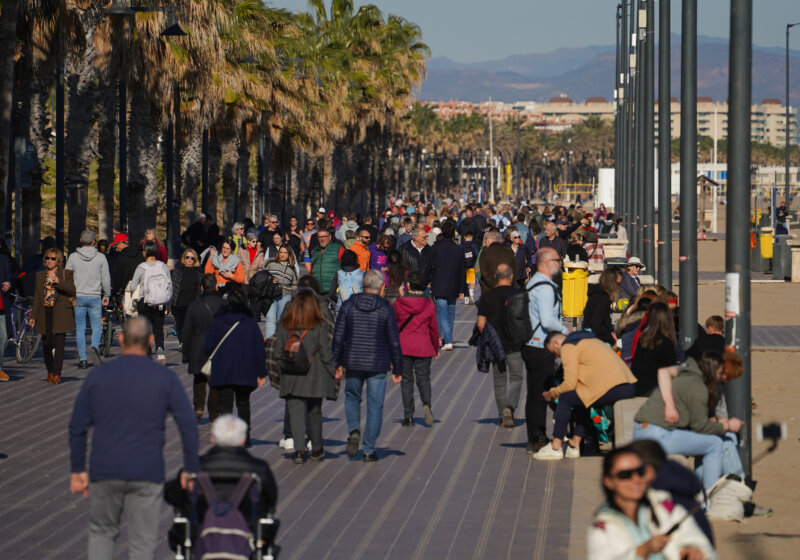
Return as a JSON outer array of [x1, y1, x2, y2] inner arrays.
[[52, 374, 61, 385], [47, 372, 54, 384]]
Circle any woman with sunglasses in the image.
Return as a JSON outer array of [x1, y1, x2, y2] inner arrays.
[[30, 248, 76, 384], [170, 249, 203, 352], [264, 244, 299, 338], [236, 232, 265, 282], [588, 445, 715, 560]]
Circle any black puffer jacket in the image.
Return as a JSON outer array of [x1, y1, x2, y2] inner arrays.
[[582, 284, 614, 344]]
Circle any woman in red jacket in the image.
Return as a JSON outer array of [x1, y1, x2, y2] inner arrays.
[[392, 271, 439, 427]]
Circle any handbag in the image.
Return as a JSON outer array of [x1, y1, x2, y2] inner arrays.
[[201, 321, 240, 378]]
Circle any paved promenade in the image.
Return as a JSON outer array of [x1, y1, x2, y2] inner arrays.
[[0, 305, 577, 560]]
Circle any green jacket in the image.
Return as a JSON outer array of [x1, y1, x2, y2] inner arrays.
[[634, 357, 725, 435], [311, 242, 343, 293]]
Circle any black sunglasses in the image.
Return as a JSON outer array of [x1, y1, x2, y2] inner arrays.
[[612, 465, 646, 480], [45, 256, 57, 261]]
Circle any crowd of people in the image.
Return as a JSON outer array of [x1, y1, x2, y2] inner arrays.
[[0, 193, 765, 558]]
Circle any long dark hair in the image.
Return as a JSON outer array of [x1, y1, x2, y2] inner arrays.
[[696, 350, 724, 410], [638, 302, 676, 350], [387, 250, 407, 287], [601, 446, 646, 512]]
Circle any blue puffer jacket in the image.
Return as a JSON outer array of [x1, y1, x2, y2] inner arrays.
[[332, 292, 403, 375], [204, 304, 266, 387]]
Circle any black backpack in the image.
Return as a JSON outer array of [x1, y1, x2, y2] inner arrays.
[[281, 330, 314, 375], [503, 289, 534, 350]]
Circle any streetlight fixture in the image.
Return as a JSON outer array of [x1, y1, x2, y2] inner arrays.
[[786, 22, 800, 205]]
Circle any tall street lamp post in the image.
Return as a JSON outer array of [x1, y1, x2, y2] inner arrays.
[[658, 0, 672, 289], [786, 23, 800, 205]]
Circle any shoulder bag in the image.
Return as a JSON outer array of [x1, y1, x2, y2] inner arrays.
[[201, 321, 240, 377]]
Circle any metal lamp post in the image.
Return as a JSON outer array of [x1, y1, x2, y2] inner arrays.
[[786, 23, 800, 205]]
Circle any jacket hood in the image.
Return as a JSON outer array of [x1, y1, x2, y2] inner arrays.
[[341, 222, 359, 233], [351, 292, 384, 312], [395, 295, 430, 314], [616, 309, 646, 336], [216, 303, 254, 322], [75, 246, 99, 261], [340, 264, 359, 272], [120, 246, 141, 258]]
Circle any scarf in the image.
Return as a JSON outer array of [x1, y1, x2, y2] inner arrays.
[[210, 252, 240, 272]]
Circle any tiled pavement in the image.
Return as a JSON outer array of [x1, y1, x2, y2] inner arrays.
[[0, 305, 576, 560]]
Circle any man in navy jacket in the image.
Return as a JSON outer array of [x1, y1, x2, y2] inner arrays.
[[69, 317, 199, 559], [333, 269, 403, 462], [430, 220, 466, 351]]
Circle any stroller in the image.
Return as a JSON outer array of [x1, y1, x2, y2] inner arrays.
[[171, 470, 280, 560]]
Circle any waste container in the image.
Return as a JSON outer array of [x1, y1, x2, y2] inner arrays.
[[760, 227, 774, 259], [772, 234, 793, 280], [562, 263, 589, 318]]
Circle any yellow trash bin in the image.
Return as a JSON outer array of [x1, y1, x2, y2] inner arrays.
[[760, 227, 774, 259], [562, 264, 589, 318]]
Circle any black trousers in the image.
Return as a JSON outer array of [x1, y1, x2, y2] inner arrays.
[[193, 374, 219, 419], [137, 302, 166, 351], [216, 384, 255, 443], [521, 345, 556, 443], [43, 308, 66, 376], [172, 306, 188, 344]]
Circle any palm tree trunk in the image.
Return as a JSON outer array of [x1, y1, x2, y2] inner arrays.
[[0, 0, 20, 230], [22, 74, 51, 258], [322, 149, 333, 210], [181, 126, 201, 222], [220, 134, 238, 233], [207, 131, 221, 225], [128, 89, 160, 243], [237, 130, 250, 223], [97, 83, 117, 242]]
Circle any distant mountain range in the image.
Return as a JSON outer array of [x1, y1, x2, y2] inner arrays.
[[416, 34, 800, 104]]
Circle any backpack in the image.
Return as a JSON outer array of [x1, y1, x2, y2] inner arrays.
[[336, 269, 364, 311], [142, 262, 172, 305], [193, 472, 256, 560], [563, 330, 596, 346], [282, 330, 314, 375], [503, 289, 534, 350]]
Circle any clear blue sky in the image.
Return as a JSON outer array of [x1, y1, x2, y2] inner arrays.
[[273, 0, 800, 62]]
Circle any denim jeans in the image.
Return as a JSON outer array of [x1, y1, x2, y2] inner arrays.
[[75, 296, 103, 360], [552, 383, 635, 440], [344, 370, 387, 455], [264, 294, 290, 339], [634, 422, 727, 490], [434, 298, 456, 345], [694, 431, 745, 484], [0, 312, 6, 369], [89, 480, 162, 560]]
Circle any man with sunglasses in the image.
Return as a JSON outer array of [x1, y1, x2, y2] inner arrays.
[[522, 248, 570, 453], [257, 215, 283, 250], [351, 228, 372, 271], [619, 256, 646, 300]]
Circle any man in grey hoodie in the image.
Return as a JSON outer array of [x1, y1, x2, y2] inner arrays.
[[66, 230, 111, 368]]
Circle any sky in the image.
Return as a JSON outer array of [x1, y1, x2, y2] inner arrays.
[[273, 0, 800, 63]]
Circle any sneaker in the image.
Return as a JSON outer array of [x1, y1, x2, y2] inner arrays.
[[463, 296, 470, 305], [293, 451, 305, 464], [745, 503, 773, 517], [501, 406, 514, 428], [177, 343, 182, 352], [346, 430, 361, 457], [530, 436, 549, 453], [564, 444, 580, 459], [423, 404, 434, 426], [362, 452, 379, 463], [401, 418, 414, 427], [532, 442, 564, 461], [156, 348, 166, 365], [306, 440, 312, 451], [77, 360, 90, 369], [89, 347, 102, 367], [310, 449, 326, 461], [279, 437, 294, 450], [0, 370, 8, 382], [442, 343, 453, 351], [195, 410, 203, 421]]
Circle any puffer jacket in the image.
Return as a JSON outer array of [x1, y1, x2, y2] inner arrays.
[[332, 292, 403, 374], [468, 322, 506, 373], [393, 293, 439, 358]]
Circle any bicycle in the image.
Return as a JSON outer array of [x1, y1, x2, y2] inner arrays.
[[9, 293, 41, 364], [100, 293, 127, 358]]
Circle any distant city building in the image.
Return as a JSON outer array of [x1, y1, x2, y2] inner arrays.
[[424, 96, 799, 146]]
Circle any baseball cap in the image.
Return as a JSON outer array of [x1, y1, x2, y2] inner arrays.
[[318, 207, 325, 214]]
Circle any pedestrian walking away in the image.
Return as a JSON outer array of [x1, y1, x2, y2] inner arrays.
[[204, 285, 267, 447], [66, 229, 111, 369], [394, 271, 439, 427], [182, 274, 225, 420], [68, 317, 199, 560], [332, 270, 403, 462], [127, 242, 173, 364], [30, 248, 76, 384], [476, 263, 526, 428], [430, 220, 466, 351]]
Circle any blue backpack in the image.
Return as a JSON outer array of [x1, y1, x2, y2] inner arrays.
[[336, 269, 364, 311], [192, 472, 257, 560]]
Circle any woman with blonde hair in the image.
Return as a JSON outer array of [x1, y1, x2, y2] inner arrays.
[[30, 248, 76, 384], [138, 228, 167, 263], [170, 248, 203, 351], [264, 244, 299, 338]]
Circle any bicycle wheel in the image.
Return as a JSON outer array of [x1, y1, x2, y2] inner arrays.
[[16, 321, 42, 364], [101, 317, 112, 357]]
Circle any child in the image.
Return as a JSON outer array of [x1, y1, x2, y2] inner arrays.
[[460, 231, 479, 304]]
